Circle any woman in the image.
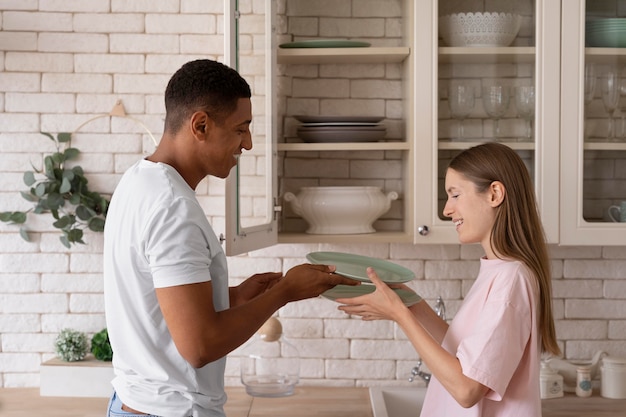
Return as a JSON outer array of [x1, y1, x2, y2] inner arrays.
[[338, 142, 560, 416]]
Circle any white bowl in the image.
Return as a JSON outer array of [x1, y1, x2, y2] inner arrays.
[[439, 12, 522, 47], [283, 186, 398, 234]]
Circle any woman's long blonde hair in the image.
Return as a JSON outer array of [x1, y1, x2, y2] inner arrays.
[[448, 142, 560, 355]]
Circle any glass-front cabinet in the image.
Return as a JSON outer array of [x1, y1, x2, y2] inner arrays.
[[416, 0, 561, 244], [224, 0, 626, 255], [561, 0, 626, 244]]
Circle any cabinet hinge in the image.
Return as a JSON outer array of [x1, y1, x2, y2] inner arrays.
[[273, 198, 282, 221], [234, 10, 240, 19]]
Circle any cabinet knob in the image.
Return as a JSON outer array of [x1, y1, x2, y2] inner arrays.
[[418, 225, 430, 236]]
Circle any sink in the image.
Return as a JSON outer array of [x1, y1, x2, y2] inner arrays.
[[369, 386, 428, 417]]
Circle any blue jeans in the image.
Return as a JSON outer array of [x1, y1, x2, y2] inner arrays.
[[106, 392, 160, 417]]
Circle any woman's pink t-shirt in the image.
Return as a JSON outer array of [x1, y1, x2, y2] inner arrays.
[[420, 258, 541, 417]]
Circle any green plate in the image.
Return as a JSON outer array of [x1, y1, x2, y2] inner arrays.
[[322, 284, 422, 307], [279, 39, 371, 49], [306, 251, 415, 283]]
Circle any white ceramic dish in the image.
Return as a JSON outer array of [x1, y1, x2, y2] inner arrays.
[[322, 284, 421, 306], [283, 186, 398, 234], [439, 12, 522, 47]]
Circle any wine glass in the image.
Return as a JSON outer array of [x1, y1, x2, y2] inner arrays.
[[584, 62, 596, 106], [448, 79, 475, 140], [584, 62, 596, 141], [514, 85, 535, 141], [601, 66, 620, 141], [482, 83, 511, 139]]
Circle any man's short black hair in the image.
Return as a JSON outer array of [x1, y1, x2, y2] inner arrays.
[[164, 59, 252, 134]]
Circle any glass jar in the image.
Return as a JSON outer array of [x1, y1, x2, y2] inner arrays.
[[240, 317, 300, 397], [576, 366, 593, 397]]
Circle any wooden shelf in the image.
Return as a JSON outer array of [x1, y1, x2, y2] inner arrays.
[[277, 46, 410, 64], [438, 141, 535, 151], [277, 231, 412, 244], [278, 142, 410, 152], [584, 142, 626, 151], [439, 46, 536, 64]]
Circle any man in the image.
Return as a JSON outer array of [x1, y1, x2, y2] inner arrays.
[[103, 59, 357, 417]]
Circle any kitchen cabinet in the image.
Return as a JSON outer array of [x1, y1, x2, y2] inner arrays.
[[223, 0, 626, 256], [560, 0, 626, 245]]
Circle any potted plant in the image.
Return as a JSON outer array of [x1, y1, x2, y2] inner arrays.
[[54, 328, 89, 362], [0, 132, 109, 248], [91, 328, 113, 361]]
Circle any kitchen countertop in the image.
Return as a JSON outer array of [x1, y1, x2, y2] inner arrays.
[[1, 386, 625, 416]]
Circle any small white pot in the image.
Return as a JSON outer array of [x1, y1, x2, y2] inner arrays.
[[283, 186, 398, 234]]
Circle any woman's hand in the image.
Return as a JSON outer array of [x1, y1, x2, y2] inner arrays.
[[337, 267, 407, 321]]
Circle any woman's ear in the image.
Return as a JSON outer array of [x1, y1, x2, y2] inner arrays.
[[489, 181, 506, 207]]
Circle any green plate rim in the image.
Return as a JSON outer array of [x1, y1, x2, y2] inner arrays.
[[322, 284, 422, 307], [279, 39, 372, 49], [306, 251, 415, 283]]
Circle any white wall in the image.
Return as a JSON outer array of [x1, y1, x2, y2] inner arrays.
[[0, 0, 625, 389]]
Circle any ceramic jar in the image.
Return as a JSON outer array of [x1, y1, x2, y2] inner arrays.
[[540, 361, 564, 399], [283, 186, 398, 234], [601, 356, 626, 399]]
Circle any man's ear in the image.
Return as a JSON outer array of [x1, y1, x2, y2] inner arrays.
[[490, 181, 506, 207], [190, 111, 210, 138]]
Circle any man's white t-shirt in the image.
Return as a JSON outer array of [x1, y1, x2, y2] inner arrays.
[[420, 258, 541, 417], [103, 159, 230, 417]]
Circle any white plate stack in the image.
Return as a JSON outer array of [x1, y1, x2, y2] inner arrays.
[[294, 115, 385, 143]]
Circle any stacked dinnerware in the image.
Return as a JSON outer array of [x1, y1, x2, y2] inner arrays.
[[586, 18, 626, 47], [294, 115, 386, 143]]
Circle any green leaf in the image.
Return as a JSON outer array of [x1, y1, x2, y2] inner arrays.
[[69, 193, 81, 205], [0, 212, 13, 222], [88, 217, 105, 232], [64, 148, 79, 161], [19, 227, 31, 242], [20, 191, 37, 202], [10, 212, 27, 223], [35, 183, 47, 197], [76, 205, 95, 221], [41, 132, 55, 142], [59, 235, 71, 248], [57, 132, 72, 143], [62, 169, 75, 181], [53, 215, 72, 229], [51, 152, 65, 165], [23, 171, 36, 186], [59, 177, 71, 194], [44, 156, 54, 176], [67, 228, 83, 243], [72, 166, 84, 176], [47, 193, 65, 210]]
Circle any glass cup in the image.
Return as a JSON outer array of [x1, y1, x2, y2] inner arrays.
[[514, 85, 535, 141], [448, 79, 476, 141], [482, 84, 511, 139]]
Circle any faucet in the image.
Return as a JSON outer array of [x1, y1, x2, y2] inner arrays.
[[408, 359, 431, 384], [408, 296, 446, 384]]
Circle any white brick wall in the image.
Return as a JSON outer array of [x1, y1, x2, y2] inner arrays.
[[0, 0, 624, 391]]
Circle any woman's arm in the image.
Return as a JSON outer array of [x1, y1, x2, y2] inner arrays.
[[338, 267, 489, 408]]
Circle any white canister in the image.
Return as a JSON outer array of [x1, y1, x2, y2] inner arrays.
[[601, 356, 626, 399], [540, 361, 564, 399]]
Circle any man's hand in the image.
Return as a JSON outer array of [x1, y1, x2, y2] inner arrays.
[[230, 272, 282, 307], [275, 263, 360, 303]]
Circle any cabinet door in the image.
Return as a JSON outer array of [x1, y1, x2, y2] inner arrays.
[[414, 0, 561, 244], [560, 0, 626, 245], [224, 0, 278, 255]]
